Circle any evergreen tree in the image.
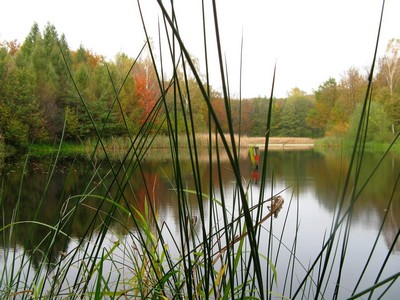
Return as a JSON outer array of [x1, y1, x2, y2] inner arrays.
[[0, 44, 45, 148]]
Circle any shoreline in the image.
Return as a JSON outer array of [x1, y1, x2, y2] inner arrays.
[[248, 137, 315, 149]]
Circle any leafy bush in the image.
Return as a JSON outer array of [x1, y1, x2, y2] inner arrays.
[[347, 101, 392, 142], [5, 118, 29, 149]]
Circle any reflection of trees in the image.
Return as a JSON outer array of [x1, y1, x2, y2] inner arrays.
[[384, 199, 400, 252], [114, 165, 163, 233], [148, 158, 205, 230], [1, 149, 399, 268], [0, 156, 115, 268], [0, 155, 210, 266], [265, 150, 330, 195], [231, 148, 400, 253], [264, 149, 400, 252]]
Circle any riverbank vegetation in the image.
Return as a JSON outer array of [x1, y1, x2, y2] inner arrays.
[[27, 135, 399, 159], [28, 135, 316, 158], [0, 19, 399, 151], [1, 0, 400, 299]]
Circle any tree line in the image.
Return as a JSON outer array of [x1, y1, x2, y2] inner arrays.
[[0, 23, 399, 149]]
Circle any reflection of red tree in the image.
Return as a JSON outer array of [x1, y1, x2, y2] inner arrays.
[[133, 172, 160, 221]]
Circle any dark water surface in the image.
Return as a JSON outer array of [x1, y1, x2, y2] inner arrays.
[[1, 148, 399, 298]]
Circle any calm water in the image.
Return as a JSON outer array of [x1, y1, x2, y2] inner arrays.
[[1, 148, 399, 298]]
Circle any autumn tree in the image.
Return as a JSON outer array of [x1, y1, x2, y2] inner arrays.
[[327, 67, 367, 136], [210, 97, 229, 133], [4, 21, 400, 147], [133, 56, 160, 129], [379, 39, 400, 97], [375, 39, 400, 133], [4, 40, 20, 56], [338, 67, 366, 112], [235, 99, 253, 136]]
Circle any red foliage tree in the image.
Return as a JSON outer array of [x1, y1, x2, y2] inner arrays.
[[134, 66, 159, 126]]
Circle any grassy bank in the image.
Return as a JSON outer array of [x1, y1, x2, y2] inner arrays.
[[315, 136, 400, 152], [27, 135, 399, 159], [28, 135, 315, 157]]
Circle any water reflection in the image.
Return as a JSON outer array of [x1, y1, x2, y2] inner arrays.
[[0, 149, 399, 269]]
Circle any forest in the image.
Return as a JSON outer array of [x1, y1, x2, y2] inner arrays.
[[0, 22, 399, 150]]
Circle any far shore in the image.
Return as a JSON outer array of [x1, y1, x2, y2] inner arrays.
[[149, 135, 316, 150], [7, 135, 400, 159], [247, 137, 314, 149]]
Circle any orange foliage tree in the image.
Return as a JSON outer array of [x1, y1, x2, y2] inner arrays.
[[134, 60, 160, 126]]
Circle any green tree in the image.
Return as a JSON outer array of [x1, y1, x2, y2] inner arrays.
[[0, 45, 45, 148], [64, 106, 79, 138], [247, 97, 271, 136], [112, 52, 142, 135], [0, 45, 11, 97], [271, 99, 284, 136], [68, 48, 116, 139], [279, 88, 315, 137], [32, 28, 61, 136], [306, 78, 338, 136], [14, 22, 72, 140], [15, 22, 40, 68], [347, 102, 391, 142], [181, 78, 208, 133]]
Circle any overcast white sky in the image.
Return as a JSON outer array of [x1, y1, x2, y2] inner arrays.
[[1, 0, 399, 98]]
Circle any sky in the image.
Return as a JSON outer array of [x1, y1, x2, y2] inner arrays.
[[1, 0, 399, 98]]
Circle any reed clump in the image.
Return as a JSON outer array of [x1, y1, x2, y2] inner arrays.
[[0, 1, 399, 299]]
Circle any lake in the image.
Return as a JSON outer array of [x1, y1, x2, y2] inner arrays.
[[0, 148, 399, 298]]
